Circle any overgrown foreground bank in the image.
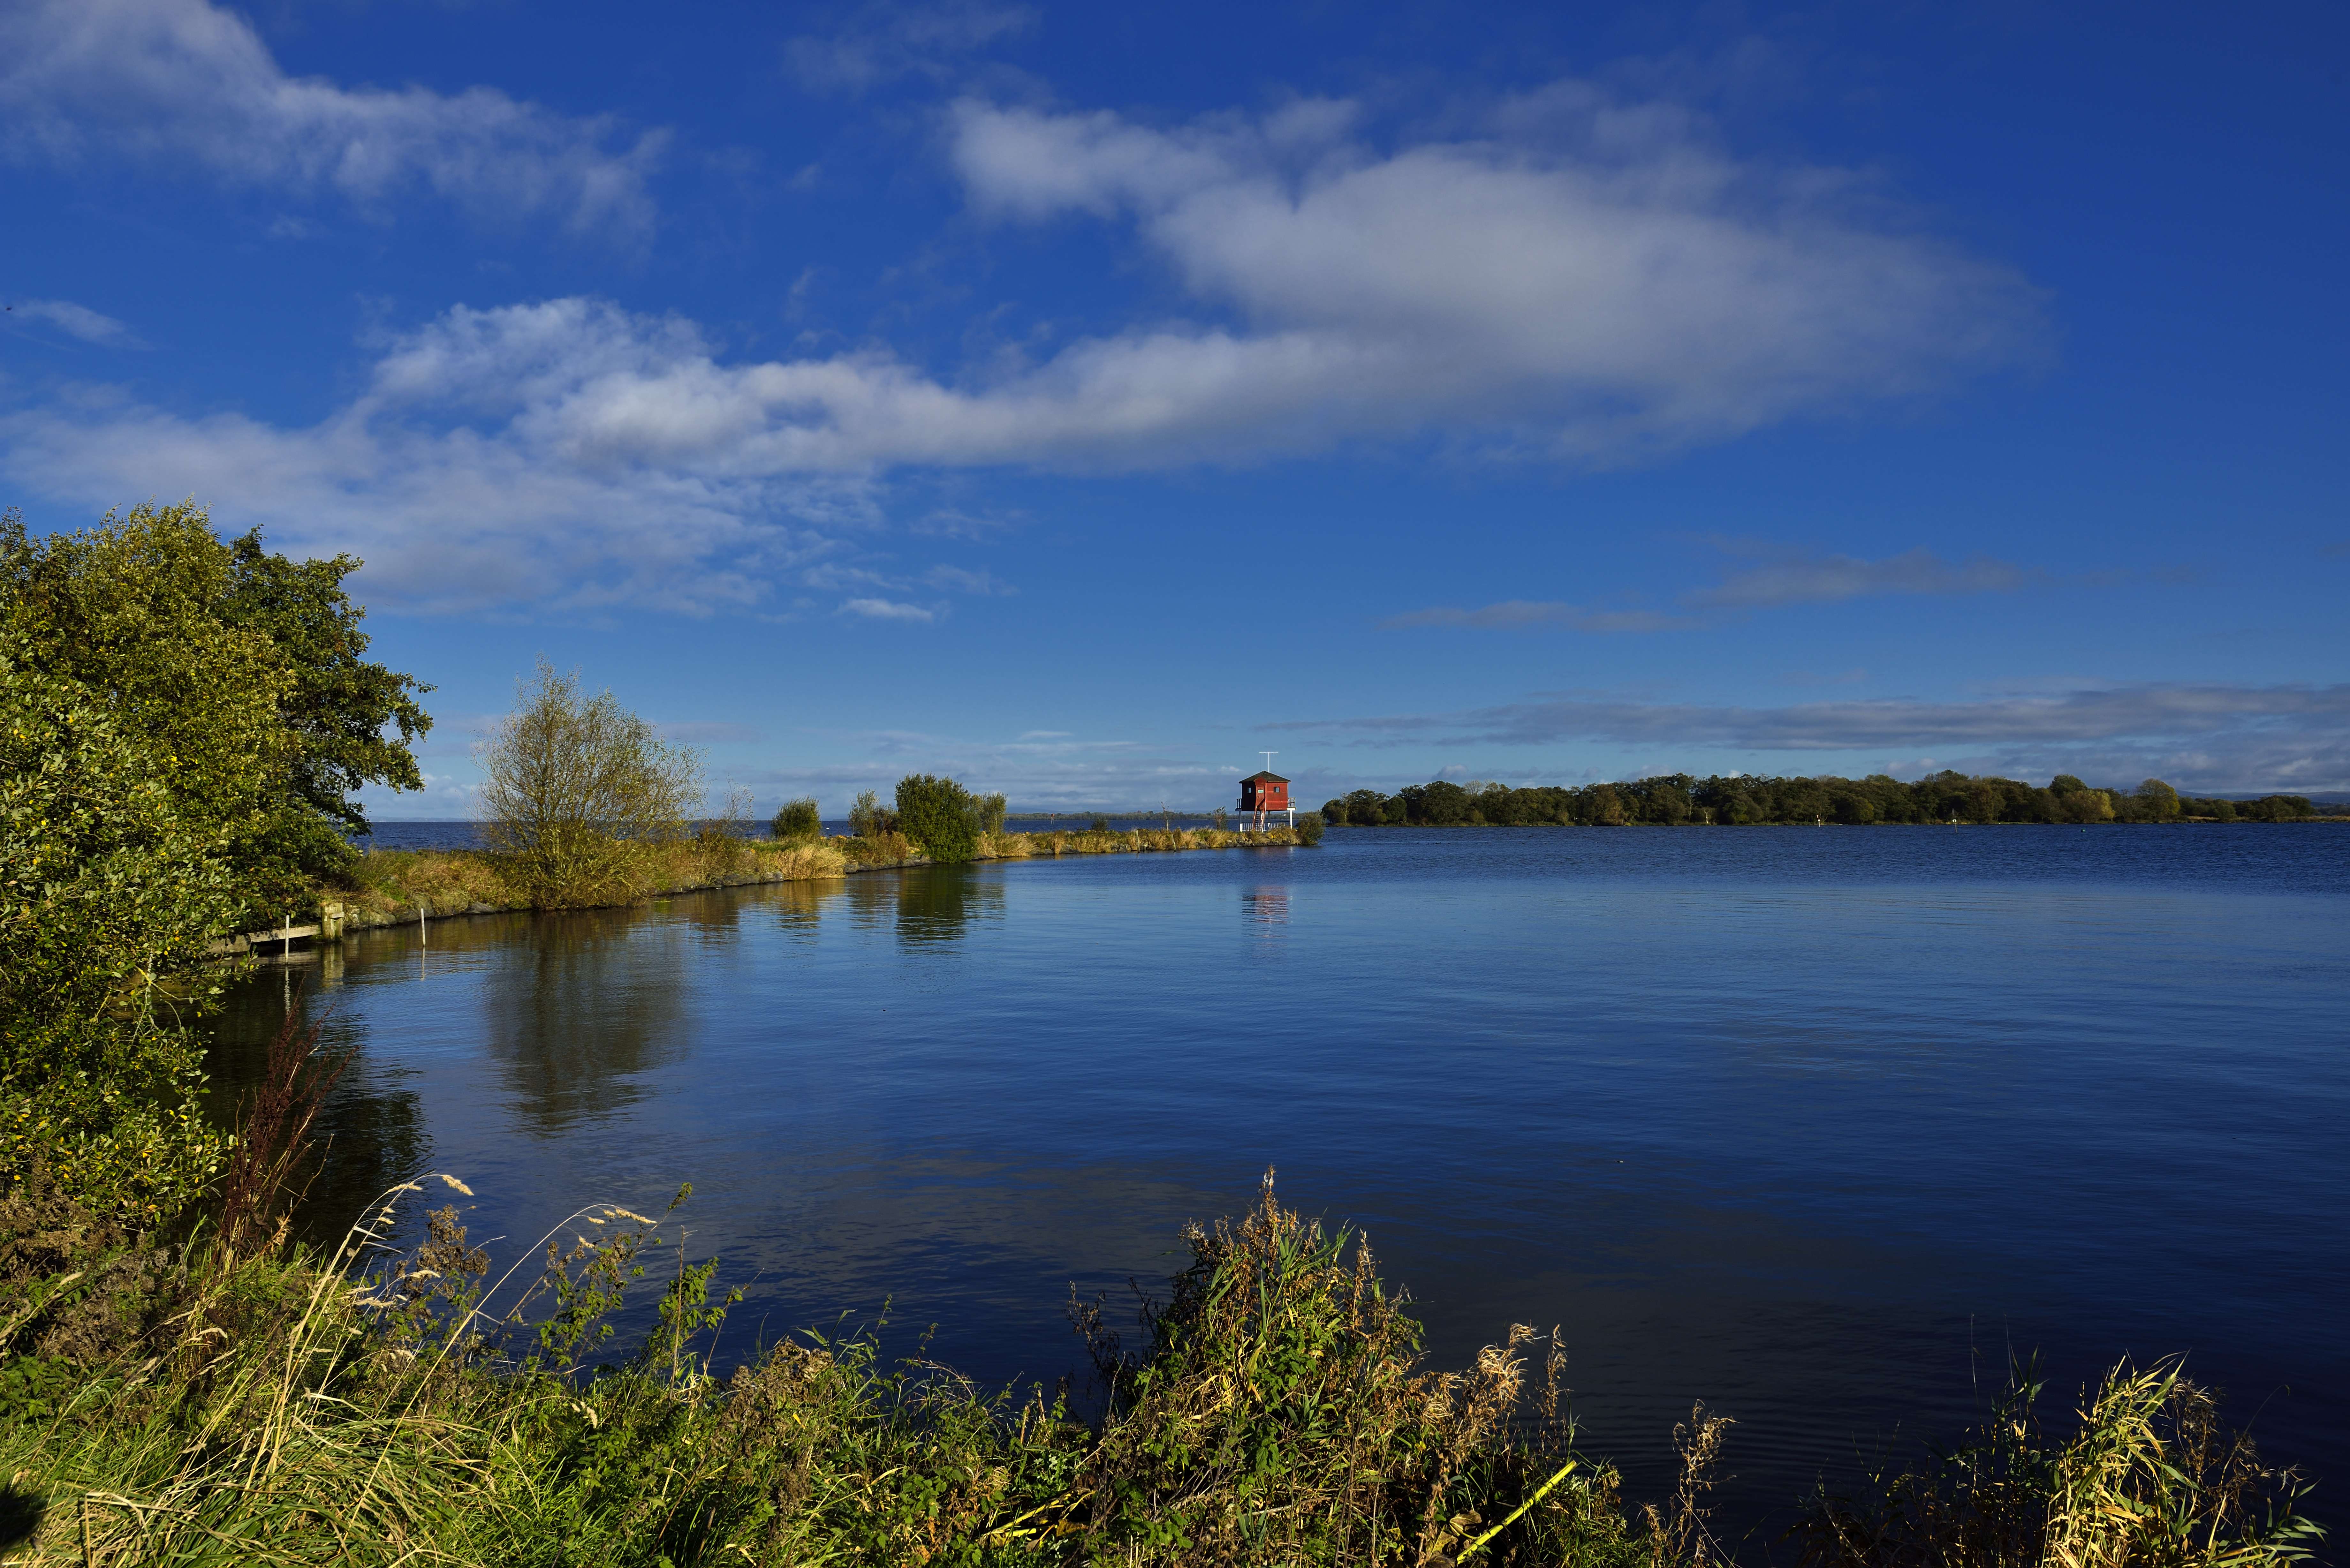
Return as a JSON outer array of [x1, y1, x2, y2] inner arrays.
[[336, 823, 1314, 931], [0, 1164, 2322, 1567]]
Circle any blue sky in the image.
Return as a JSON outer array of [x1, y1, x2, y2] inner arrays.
[[4, 0, 2346, 814]]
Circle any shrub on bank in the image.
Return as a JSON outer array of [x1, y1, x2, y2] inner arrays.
[[894, 773, 978, 862], [770, 796, 822, 842], [847, 789, 897, 838], [1792, 1357, 2324, 1568], [0, 1160, 2323, 1566]]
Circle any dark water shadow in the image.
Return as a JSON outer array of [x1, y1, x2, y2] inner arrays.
[[205, 957, 429, 1238]]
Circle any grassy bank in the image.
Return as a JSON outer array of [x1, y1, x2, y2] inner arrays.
[[331, 825, 1311, 931], [0, 1157, 2320, 1568]]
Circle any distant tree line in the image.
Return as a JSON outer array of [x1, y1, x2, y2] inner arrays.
[[1319, 773, 2327, 828]]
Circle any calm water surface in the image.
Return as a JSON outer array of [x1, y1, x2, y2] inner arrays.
[[220, 827, 2350, 1544]]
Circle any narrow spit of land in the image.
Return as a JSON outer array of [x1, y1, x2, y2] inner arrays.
[[328, 825, 1312, 934]]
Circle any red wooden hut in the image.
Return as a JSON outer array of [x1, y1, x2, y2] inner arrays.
[[1238, 770, 1291, 829]]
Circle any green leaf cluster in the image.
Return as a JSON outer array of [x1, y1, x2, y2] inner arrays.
[[768, 796, 822, 842], [0, 650, 237, 1222], [0, 500, 434, 1220], [1, 502, 433, 918], [892, 773, 1004, 862]]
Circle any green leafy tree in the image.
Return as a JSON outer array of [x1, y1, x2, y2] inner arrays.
[[848, 790, 897, 837], [2058, 788, 2116, 824], [2134, 778, 2182, 822], [2, 506, 292, 912], [0, 503, 432, 916], [218, 526, 432, 888], [974, 791, 1008, 834], [477, 660, 702, 907], [770, 796, 822, 841], [1416, 780, 1473, 825], [0, 645, 239, 1222], [1831, 789, 1880, 825], [894, 773, 977, 862]]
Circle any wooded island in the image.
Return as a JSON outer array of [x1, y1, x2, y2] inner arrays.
[[1321, 774, 2330, 828]]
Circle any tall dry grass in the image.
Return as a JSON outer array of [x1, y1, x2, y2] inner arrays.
[[983, 825, 1306, 858], [0, 1172, 1680, 1567], [341, 847, 514, 923], [0, 1163, 2324, 1568], [338, 836, 852, 925]]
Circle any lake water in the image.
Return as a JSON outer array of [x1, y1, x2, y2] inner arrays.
[[217, 826, 2350, 1547]]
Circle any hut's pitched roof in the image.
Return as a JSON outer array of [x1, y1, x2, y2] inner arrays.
[[1243, 770, 1289, 782]]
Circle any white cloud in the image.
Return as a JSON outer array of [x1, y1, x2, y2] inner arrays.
[[0, 0, 665, 236], [840, 596, 935, 622], [0, 300, 876, 614], [6, 298, 142, 347], [1382, 600, 1693, 632], [0, 78, 2040, 613], [947, 88, 2039, 456], [1692, 546, 2034, 607], [786, 1, 1037, 94], [1268, 682, 2350, 792], [924, 563, 1014, 595]]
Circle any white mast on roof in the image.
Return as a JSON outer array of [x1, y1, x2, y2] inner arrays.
[[1260, 750, 1277, 772]]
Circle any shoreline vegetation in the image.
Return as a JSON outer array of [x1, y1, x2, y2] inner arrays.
[[0, 1145, 2322, 1567], [1321, 774, 2339, 829], [332, 820, 1315, 936]]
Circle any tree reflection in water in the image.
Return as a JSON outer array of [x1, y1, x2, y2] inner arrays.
[[481, 906, 695, 1137], [842, 865, 1004, 946], [894, 865, 1004, 946]]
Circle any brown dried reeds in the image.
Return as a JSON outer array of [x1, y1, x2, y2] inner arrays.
[[212, 996, 349, 1259]]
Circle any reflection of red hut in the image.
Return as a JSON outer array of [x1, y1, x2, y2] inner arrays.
[[1239, 770, 1292, 831]]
